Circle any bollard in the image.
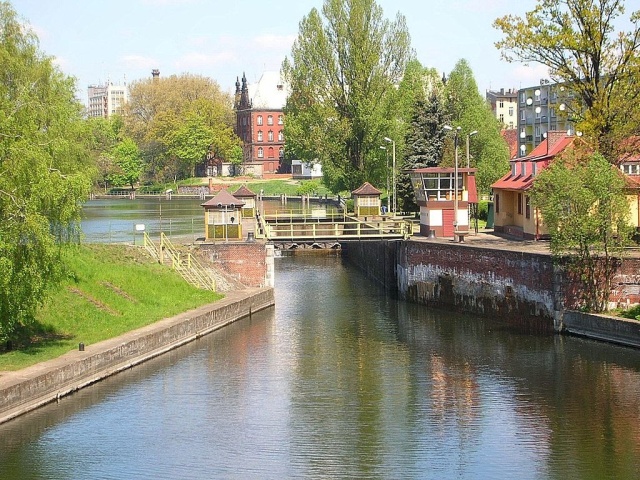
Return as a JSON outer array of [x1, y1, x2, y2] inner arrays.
[[79, 342, 85, 351]]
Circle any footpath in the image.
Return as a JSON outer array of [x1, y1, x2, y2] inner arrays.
[[0, 287, 274, 425]]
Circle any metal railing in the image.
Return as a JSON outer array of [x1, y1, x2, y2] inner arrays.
[[144, 232, 215, 291], [260, 217, 414, 241]]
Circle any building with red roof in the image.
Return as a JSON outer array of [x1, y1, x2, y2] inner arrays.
[[491, 131, 576, 239], [409, 167, 478, 239]]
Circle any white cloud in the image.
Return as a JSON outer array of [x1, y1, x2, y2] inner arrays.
[[510, 63, 551, 88]]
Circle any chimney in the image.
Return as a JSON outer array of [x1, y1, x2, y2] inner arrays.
[[546, 131, 568, 154], [152, 69, 160, 81]]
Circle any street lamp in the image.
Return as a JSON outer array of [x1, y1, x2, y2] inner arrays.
[[380, 146, 390, 214], [466, 130, 478, 168], [384, 137, 396, 215], [444, 125, 461, 234]]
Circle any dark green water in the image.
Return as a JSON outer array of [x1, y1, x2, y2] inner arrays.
[[1, 256, 640, 479]]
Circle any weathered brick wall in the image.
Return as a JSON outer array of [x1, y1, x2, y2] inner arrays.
[[397, 241, 559, 332], [198, 242, 273, 288]]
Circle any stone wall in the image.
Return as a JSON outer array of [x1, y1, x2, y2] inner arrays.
[[342, 240, 401, 292], [397, 240, 560, 332], [198, 242, 274, 288]]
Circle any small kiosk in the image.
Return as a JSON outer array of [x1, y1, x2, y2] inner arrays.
[[351, 182, 383, 217], [201, 190, 245, 241], [232, 185, 258, 219]]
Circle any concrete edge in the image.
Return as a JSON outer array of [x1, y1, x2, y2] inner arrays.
[[0, 287, 275, 425], [562, 310, 640, 348]]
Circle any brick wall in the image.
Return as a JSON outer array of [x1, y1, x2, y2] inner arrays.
[[198, 242, 273, 288]]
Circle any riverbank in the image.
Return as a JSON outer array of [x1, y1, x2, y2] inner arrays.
[[0, 287, 274, 425]]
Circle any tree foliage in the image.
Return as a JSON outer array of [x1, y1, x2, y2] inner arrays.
[[530, 150, 632, 312], [109, 138, 144, 189], [0, 2, 92, 345], [125, 74, 239, 181], [443, 59, 510, 195], [494, 0, 640, 162], [282, 0, 413, 193]]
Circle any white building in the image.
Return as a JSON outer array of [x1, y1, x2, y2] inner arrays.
[[87, 83, 128, 118], [291, 160, 323, 179], [486, 88, 518, 130]]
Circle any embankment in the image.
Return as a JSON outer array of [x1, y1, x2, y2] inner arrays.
[[0, 287, 274, 425]]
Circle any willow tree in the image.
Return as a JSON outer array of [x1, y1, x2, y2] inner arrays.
[[282, 0, 413, 192], [0, 2, 93, 346], [494, 0, 640, 162]]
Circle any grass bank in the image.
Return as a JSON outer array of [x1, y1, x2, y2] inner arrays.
[[0, 244, 222, 372]]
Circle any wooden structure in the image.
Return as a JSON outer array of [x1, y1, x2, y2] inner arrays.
[[351, 182, 382, 217], [410, 167, 478, 239], [232, 185, 257, 218], [201, 190, 244, 240]]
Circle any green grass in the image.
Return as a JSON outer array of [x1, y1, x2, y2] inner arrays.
[[0, 244, 223, 371]]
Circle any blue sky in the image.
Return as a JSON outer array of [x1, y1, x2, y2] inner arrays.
[[12, 0, 546, 103]]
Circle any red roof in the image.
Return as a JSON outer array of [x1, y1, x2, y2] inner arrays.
[[491, 133, 575, 192], [201, 189, 245, 208], [352, 182, 382, 196], [232, 184, 257, 198], [501, 129, 518, 159]]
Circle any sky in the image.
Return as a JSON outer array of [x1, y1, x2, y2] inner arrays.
[[11, 0, 548, 104]]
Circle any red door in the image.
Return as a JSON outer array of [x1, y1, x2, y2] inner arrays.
[[443, 209, 455, 238]]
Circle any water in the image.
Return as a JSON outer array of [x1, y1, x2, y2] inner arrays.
[[1, 256, 640, 479], [80, 197, 337, 243]]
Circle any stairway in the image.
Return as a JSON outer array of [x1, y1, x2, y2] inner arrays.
[[144, 232, 216, 291]]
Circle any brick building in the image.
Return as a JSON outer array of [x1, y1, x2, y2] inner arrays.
[[234, 72, 288, 175]]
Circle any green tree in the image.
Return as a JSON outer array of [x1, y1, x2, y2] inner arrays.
[[494, 0, 640, 162], [109, 138, 145, 189], [125, 74, 239, 181], [530, 150, 632, 312], [444, 59, 510, 195], [282, 0, 413, 193], [399, 91, 449, 212], [0, 2, 92, 346]]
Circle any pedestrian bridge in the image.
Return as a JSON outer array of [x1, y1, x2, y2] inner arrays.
[[255, 211, 414, 248]]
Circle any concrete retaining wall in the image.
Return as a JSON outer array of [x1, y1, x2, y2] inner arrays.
[[563, 310, 640, 348], [0, 287, 274, 425], [342, 240, 400, 292]]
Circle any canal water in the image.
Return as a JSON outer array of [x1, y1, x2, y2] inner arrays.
[[1, 255, 640, 479]]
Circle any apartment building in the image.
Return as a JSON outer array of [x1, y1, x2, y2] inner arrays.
[[486, 88, 518, 130], [87, 82, 128, 119]]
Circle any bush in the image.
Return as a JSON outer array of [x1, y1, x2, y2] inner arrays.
[[476, 200, 489, 221]]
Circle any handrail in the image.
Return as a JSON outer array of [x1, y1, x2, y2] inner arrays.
[[160, 233, 215, 291]]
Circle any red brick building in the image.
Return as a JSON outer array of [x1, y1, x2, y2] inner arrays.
[[234, 72, 287, 175]]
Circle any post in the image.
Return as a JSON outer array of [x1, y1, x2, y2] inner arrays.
[[454, 127, 460, 233], [392, 140, 396, 215]]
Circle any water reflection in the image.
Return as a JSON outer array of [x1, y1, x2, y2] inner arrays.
[[1, 256, 640, 479]]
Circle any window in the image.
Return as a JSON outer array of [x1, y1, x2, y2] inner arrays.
[[511, 163, 517, 176], [257, 147, 263, 158], [257, 131, 263, 142], [535, 125, 541, 138], [267, 115, 273, 125], [499, 113, 504, 123], [268, 147, 274, 158], [550, 107, 556, 118], [520, 92, 526, 104], [257, 115, 263, 125], [278, 131, 284, 142], [521, 109, 526, 121], [278, 115, 283, 125], [495, 193, 500, 213], [525, 195, 531, 219], [279, 147, 284, 158], [520, 162, 527, 176], [509, 122, 514, 129], [509, 107, 514, 116], [268, 130, 274, 142], [518, 193, 523, 215], [499, 101, 504, 108], [418, 172, 462, 201], [532, 162, 537, 176]]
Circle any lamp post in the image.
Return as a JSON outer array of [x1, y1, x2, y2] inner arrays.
[[444, 125, 461, 234], [380, 146, 390, 214], [384, 137, 396, 215], [466, 130, 478, 168]]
